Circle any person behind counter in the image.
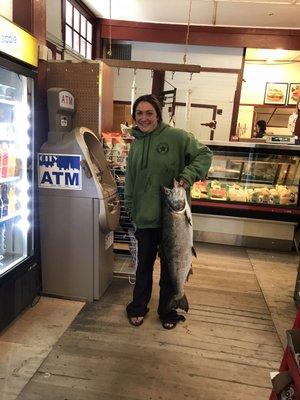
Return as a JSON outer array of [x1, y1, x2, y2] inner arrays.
[[255, 120, 267, 138], [124, 94, 212, 329]]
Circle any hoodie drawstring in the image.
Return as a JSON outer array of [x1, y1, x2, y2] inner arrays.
[[141, 134, 152, 169]]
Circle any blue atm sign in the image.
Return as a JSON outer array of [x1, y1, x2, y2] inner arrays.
[[38, 153, 82, 190]]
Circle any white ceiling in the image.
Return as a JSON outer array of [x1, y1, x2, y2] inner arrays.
[[82, 0, 300, 29]]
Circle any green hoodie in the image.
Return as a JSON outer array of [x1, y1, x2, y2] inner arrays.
[[124, 122, 212, 228]]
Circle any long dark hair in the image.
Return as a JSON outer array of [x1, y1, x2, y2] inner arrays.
[[132, 94, 162, 123], [256, 120, 266, 131]]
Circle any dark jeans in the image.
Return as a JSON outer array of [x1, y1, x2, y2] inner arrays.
[[126, 228, 175, 318]]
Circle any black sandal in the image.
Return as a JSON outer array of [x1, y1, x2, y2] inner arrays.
[[160, 312, 186, 330]]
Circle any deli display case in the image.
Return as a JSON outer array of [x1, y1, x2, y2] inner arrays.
[[191, 141, 300, 250]]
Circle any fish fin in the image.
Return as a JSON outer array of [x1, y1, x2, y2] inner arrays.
[[192, 246, 197, 258], [186, 267, 193, 282], [166, 295, 189, 313], [177, 294, 189, 313], [185, 211, 192, 226]]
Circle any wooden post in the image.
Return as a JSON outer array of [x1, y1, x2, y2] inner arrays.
[[152, 70, 165, 98]]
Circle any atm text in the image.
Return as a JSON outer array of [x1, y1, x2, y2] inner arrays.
[[40, 171, 79, 186]]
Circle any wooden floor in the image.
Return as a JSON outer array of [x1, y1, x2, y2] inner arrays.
[[16, 243, 299, 400]]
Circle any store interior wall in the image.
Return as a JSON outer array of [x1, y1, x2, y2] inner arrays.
[[44, 1, 300, 141], [237, 60, 300, 137], [0, 0, 13, 20], [45, 0, 244, 142], [113, 41, 243, 141], [46, 0, 62, 50]]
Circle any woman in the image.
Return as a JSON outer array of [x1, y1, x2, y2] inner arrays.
[[125, 94, 212, 329], [255, 120, 267, 138]]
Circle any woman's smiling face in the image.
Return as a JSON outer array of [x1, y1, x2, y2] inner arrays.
[[135, 101, 159, 134]]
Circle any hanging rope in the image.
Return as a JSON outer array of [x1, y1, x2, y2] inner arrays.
[[185, 87, 192, 129], [183, 0, 192, 64], [107, 0, 112, 57], [131, 69, 137, 114]]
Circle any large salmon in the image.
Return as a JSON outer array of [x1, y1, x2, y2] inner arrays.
[[161, 180, 196, 313]]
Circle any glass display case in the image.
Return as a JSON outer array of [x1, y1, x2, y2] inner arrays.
[[191, 141, 300, 222]]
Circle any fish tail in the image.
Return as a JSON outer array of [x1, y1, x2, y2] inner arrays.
[[178, 294, 189, 312], [166, 294, 189, 313]]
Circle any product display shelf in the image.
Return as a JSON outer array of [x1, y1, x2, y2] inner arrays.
[[270, 310, 300, 399], [112, 166, 135, 253], [102, 131, 137, 265], [104, 160, 137, 271]]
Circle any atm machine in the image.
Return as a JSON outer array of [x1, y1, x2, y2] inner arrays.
[[38, 88, 120, 301]]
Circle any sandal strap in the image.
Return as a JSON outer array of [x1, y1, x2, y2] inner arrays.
[[160, 312, 186, 324]]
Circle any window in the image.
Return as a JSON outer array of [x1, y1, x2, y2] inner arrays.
[[64, 0, 94, 59]]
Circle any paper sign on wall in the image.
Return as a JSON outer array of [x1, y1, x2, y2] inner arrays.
[[38, 153, 82, 190]]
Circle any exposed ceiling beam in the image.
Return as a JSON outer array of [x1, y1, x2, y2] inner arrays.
[[99, 19, 300, 50], [100, 59, 201, 73]]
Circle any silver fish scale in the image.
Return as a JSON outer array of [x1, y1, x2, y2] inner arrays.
[[161, 198, 193, 300]]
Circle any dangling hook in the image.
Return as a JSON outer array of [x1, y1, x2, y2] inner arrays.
[[117, 67, 120, 76], [190, 72, 193, 81], [133, 68, 137, 76], [171, 71, 175, 80]]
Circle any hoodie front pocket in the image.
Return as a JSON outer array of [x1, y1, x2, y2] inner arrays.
[[135, 189, 161, 225]]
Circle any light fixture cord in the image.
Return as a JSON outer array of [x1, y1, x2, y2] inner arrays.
[[183, 0, 192, 64]]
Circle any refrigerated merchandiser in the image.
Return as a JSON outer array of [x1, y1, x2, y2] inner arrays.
[[38, 88, 120, 301], [0, 16, 39, 332]]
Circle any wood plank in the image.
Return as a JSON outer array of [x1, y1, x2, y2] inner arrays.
[[101, 59, 201, 73], [16, 243, 285, 400]]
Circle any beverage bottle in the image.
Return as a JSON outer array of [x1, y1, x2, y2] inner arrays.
[[1, 184, 9, 217], [8, 184, 15, 214], [0, 146, 3, 178], [0, 222, 6, 259], [0, 185, 3, 218], [7, 147, 16, 177], [1, 145, 8, 178]]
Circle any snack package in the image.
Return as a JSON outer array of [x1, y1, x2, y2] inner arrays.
[[102, 132, 129, 167]]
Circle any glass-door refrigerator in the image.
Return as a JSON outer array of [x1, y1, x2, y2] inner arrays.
[[0, 24, 39, 331]]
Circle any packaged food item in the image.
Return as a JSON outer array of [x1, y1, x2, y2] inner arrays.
[[7, 149, 16, 177], [191, 180, 208, 199], [250, 187, 270, 203], [276, 185, 296, 205], [228, 186, 248, 202], [1, 184, 8, 217], [269, 188, 280, 205], [209, 181, 227, 200], [7, 184, 16, 214], [1, 147, 9, 178], [102, 131, 130, 167]]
